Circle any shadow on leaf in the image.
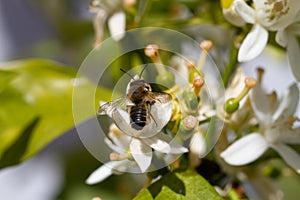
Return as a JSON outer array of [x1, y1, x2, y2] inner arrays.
[[148, 171, 186, 198], [0, 117, 39, 169]]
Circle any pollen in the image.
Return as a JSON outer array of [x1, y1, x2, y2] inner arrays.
[[200, 40, 213, 52], [265, 0, 289, 22], [244, 78, 257, 88], [145, 44, 159, 59]]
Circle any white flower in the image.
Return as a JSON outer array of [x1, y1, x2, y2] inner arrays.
[[221, 83, 300, 173], [233, 0, 300, 62], [130, 132, 188, 171], [276, 20, 300, 81], [86, 124, 188, 184], [86, 124, 137, 184], [242, 173, 283, 200], [189, 131, 206, 168], [112, 99, 173, 138], [90, 0, 126, 46], [221, 0, 246, 26]]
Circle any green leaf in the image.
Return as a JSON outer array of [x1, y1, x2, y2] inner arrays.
[[134, 169, 223, 200], [0, 70, 18, 92], [0, 117, 39, 168], [0, 59, 112, 168]]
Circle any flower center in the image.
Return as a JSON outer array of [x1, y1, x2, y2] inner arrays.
[[264, 0, 289, 22]]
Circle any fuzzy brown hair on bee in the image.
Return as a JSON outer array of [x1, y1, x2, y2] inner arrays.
[[98, 67, 172, 131]]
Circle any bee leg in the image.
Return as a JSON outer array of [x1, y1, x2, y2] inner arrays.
[[146, 101, 158, 127]]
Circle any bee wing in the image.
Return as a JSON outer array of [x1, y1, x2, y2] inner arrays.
[[147, 92, 172, 105], [98, 97, 127, 116]]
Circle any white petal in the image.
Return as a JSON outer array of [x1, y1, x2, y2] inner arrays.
[[280, 127, 300, 144], [254, 0, 300, 30], [112, 109, 141, 137], [190, 132, 206, 158], [222, 7, 246, 27], [238, 24, 268, 62], [272, 83, 299, 121], [271, 143, 300, 173], [130, 138, 152, 172], [104, 137, 126, 154], [220, 133, 268, 166], [150, 100, 173, 134], [142, 132, 171, 153], [275, 29, 288, 47], [108, 11, 126, 41], [250, 83, 272, 126], [234, 0, 255, 24], [242, 175, 284, 200], [143, 132, 188, 154], [287, 22, 300, 36], [108, 124, 131, 150], [85, 160, 129, 184], [112, 100, 172, 138], [137, 99, 173, 138], [225, 67, 247, 99], [93, 9, 107, 47], [286, 35, 300, 81]]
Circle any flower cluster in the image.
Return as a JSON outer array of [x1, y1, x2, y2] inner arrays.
[[221, 80, 300, 171], [222, 0, 300, 80], [85, 1, 300, 198], [86, 38, 300, 199]]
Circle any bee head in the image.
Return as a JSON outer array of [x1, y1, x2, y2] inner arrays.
[[127, 78, 152, 99], [121, 67, 151, 101]]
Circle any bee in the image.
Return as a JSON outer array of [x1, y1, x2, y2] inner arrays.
[[98, 67, 172, 132]]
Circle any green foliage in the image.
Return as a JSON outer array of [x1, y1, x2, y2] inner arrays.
[[134, 169, 223, 200], [0, 59, 111, 168]]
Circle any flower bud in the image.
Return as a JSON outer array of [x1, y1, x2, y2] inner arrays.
[[262, 165, 281, 179], [179, 115, 198, 135], [224, 98, 239, 114]]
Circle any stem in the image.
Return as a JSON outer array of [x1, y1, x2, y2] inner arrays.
[[135, 0, 152, 25], [222, 46, 238, 87], [197, 51, 207, 72]]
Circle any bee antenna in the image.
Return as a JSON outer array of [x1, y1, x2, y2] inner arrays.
[[120, 68, 134, 79], [139, 64, 148, 79]]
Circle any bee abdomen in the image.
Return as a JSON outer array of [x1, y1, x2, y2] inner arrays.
[[130, 105, 147, 130]]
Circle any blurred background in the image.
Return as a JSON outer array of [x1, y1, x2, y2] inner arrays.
[[0, 1, 300, 200], [0, 0, 146, 199]]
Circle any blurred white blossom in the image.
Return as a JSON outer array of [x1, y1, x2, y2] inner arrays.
[[230, 0, 300, 63], [90, 0, 126, 46], [276, 20, 300, 81]]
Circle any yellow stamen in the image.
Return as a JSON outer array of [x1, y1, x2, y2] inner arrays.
[[197, 40, 213, 71], [110, 152, 130, 161], [234, 77, 257, 103], [193, 75, 205, 96], [123, 0, 136, 8], [145, 44, 166, 74], [256, 68, 265, 83]]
